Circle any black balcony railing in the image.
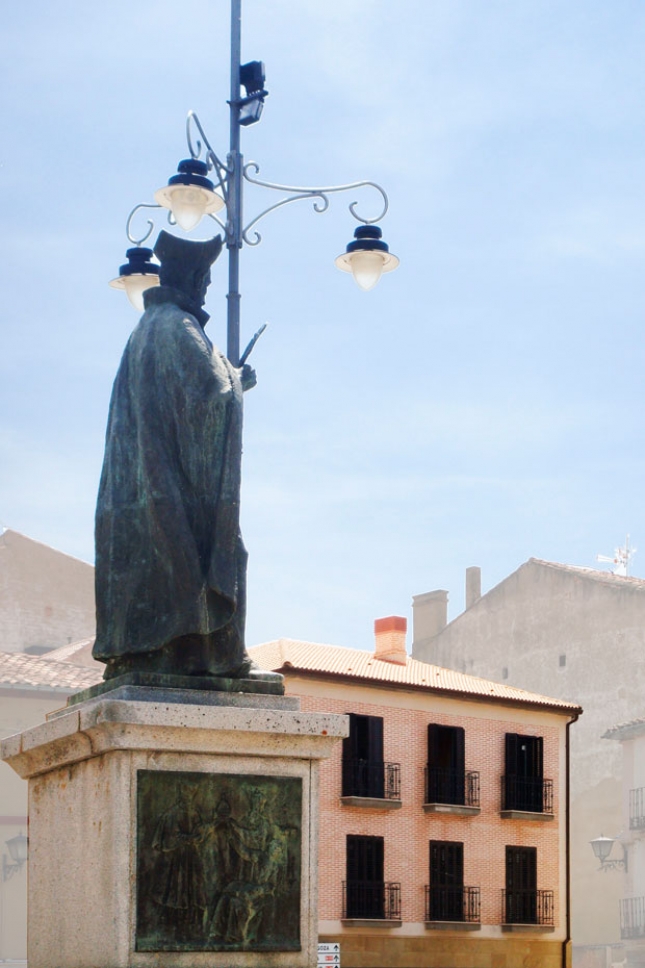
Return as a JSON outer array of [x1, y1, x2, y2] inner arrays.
[[502, 890, 554, 925], [425, 885, 480, 923], [341, 759, 401, 800], [630, 789, 645, 830], [424, 767, 480, 807], [343, 881, 401, 920], [620, 897, 645, 939], [501, 775, 553, 814]]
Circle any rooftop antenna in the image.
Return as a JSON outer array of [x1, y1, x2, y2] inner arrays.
[[596, 534, 636, 577]]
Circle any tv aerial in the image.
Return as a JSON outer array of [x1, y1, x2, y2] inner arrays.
[[596, 534, 636, 577]]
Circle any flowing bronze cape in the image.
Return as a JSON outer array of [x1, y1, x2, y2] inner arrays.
[[93, 287, 246, 673]]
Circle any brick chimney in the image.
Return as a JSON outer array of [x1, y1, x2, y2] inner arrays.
[[374, 615, 408, 665]]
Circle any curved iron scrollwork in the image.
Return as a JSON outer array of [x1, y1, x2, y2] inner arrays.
[[186, 110, 230, 200], [241, 162, 389, 245], [126, 203, 166, 247], [121, 111, 390, 251]]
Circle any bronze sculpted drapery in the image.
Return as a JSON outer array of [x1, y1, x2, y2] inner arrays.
[[93, 231, 280, 685]]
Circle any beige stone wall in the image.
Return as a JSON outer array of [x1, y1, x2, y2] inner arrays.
[[285, 675, 570, 950], [0, 690, 71, 962], [0, 529, 95, 654]]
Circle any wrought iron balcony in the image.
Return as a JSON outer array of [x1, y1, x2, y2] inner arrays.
[[341, 758, 401, 800], [502, 890, 554, 926], [501, 776, 553, 814], [424, 767, 480, 807], [425, 885, 480, 923], [343, 880, 401, 920], [620, 897, 645, 939], [630, 788, 645, 830]]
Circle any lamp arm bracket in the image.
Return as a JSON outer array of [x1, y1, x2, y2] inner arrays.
[[240, 162, 389, 245], [126, 202, 174, 246], [186, 111, 231, 199], [242, 189, 329, 246]]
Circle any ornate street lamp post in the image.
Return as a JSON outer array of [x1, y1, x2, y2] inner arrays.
[[110, 0, 398, 365]]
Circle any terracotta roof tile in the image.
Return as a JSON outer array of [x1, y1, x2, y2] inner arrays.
[[0, 650, 102, 692], [250, 639, 581, 713]]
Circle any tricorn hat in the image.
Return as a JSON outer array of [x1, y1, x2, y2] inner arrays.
[[153, 230, 223, 304]]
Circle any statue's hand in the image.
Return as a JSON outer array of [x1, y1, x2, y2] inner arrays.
[[240, 364, 257, 392]]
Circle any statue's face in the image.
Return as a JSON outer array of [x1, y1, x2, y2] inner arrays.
[[197, 268, 212, 307]]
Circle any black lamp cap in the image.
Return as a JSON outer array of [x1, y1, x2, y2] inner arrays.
[[167, 159, 215, 192], [119, 247, 158, 277], [345, 224, 389, 255]]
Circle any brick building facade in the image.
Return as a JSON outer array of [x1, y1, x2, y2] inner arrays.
[[251, 616, 581, 968]]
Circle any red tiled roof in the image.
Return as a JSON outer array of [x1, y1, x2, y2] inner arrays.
[[0, 650, 101, 692], [250, 639, 581, 713]]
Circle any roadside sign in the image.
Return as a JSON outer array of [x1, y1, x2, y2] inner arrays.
[[318, 942, 340, 967]]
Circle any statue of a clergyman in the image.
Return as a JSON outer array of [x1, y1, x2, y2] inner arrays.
[[92, 230, 281, 686]]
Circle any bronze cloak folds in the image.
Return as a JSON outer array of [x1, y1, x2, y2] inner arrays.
[[93, 287, 246, 674]]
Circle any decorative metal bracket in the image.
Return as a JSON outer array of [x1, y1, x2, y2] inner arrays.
[[122, 111, 390, 250], [239, 163, 388, 246], [598, 857, 627, 872]]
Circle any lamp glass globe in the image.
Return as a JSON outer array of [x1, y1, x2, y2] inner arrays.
[[350, 250, 384, 291], [123, 274, 160, 312], [169, 186, 209, 231]]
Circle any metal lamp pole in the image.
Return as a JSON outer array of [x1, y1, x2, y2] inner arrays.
[[116, 0, 397, 363], [227, 0, 243, 366]]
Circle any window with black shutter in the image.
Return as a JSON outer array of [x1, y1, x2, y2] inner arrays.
[[346, 835, 384, 918], [342, 714, 384, 798], [427, 724, 466, 805], [429, 841, 464, 921], [505, 846, 537, 923], [504, 733, 543, 812]]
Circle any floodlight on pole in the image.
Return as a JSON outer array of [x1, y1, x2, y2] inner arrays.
[[111, 0, 398, 365]]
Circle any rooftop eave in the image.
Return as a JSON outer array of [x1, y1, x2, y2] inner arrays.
[[277, 666, 583, 717]]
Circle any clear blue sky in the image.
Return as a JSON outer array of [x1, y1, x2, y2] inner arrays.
[[2, 0, 644, 651]]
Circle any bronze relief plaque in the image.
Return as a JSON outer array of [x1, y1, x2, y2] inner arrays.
[[136, 770, 302, 951]]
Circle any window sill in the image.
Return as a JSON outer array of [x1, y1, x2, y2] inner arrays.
[[341, 919, 402, 928], [501, 923, 555, 933], [340, 796, 402, 810], [423, 803, 480, 817], [500, 810, 554, 821], [425, 920, 481, 931]]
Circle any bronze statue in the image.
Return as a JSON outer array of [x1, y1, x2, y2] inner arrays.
[[93, 230, 280, 686]]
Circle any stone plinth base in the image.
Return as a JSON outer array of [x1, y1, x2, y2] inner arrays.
[[1, 688, 347, 968]]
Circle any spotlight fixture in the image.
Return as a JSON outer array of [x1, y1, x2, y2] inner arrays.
[[238, 60, 268, 126]]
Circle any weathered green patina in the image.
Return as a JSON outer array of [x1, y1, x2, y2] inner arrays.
[[92, 231, 282, 690], [136, 771, 302, 951]]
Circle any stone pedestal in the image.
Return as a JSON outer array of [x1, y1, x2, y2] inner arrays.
[[1, 686, 347, 968]]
